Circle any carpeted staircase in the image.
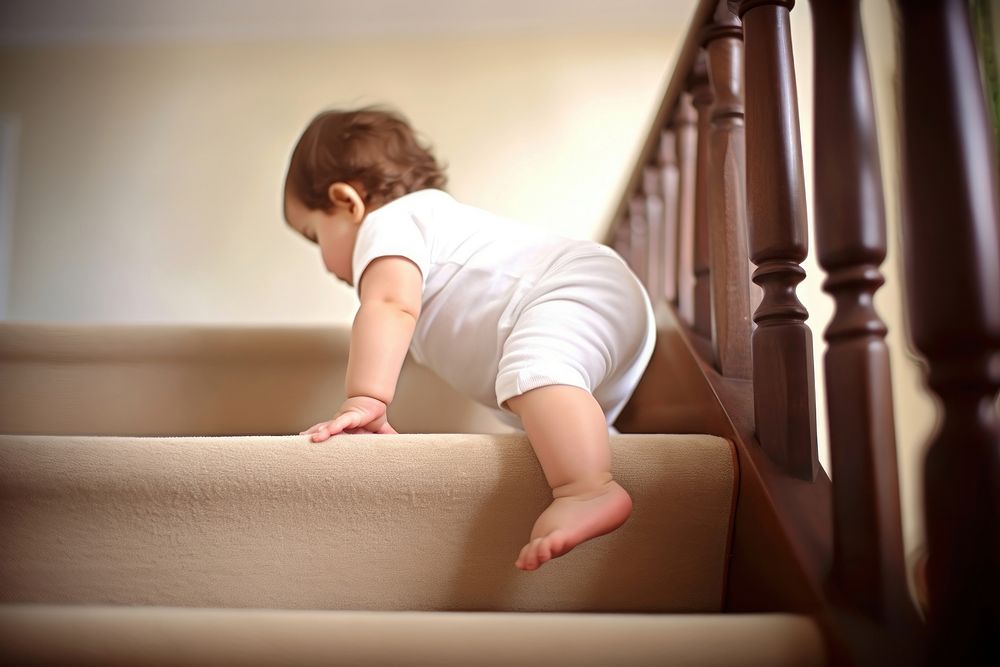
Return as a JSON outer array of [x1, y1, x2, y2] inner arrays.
[[0, 323, 827, 666]]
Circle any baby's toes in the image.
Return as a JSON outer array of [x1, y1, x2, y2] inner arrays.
[[515, 541, 534, 569], [546, 530, 570, 559], [535, 538, 553, 566], [520, 538, 545, 571]]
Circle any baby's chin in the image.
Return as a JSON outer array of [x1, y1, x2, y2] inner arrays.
[[328, 270, 352, 287]]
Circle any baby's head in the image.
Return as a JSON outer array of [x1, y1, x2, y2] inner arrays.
[[284, 106, 447, 214], [283, 106, 447, 284]]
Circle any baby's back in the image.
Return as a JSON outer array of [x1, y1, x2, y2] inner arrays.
[[353, 189, 613, 408]]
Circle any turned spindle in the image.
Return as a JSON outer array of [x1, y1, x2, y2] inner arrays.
[[659, 129, 681, 305], [811, 0, 918, 647], [674, 93, 699, 325], [704, 0, 752, 379], [642, 166, 665, 304], [690, 52, 715, 341], [738, 0, 819, 480], [898, 0, 1000, 662]]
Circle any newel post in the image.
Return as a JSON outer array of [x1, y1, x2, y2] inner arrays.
[[704, 0, 753, 379], [897, 0, 1000, 662], [737, 0, 818, 480], [810, 0, 920, 646]]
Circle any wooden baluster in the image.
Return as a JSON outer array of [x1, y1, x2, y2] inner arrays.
[[811, 0, 918, 644], [643, 166, 665, 305], [898, 0, 1000, 662], [704, 0, 752, 379], [737, 0, 818, 480], [628, 194, 650, 290], [674, 93, 699, 325], [659, 130, 680, 305], [691, 52, 715, 341]]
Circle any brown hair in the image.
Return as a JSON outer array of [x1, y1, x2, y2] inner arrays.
[[284, 106, 447, 212]]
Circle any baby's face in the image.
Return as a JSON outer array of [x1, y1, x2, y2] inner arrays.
[[284, 194, 359, 285]]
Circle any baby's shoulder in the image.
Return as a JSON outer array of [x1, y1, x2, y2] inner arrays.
[[391, 188, 452, 209]]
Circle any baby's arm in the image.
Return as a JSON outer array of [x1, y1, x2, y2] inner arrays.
[[302, 256, 423, 442]]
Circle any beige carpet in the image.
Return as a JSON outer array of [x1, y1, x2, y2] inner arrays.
[[0, 323, 827, 665], [1, 433, 736, 613]]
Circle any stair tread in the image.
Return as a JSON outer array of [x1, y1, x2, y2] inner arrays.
[[0, 604, 826, 667]]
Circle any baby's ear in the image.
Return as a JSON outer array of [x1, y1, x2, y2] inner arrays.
[[327, 182, 366, 223]]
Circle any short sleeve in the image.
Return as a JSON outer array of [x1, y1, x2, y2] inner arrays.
[[352, 205, 431, 297]]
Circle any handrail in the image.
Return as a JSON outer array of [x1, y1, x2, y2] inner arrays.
[[603, 0, 719, 246], [606, 0, 999, 663]]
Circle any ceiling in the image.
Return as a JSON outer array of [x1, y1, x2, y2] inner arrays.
[[0, 0, 698, 45]]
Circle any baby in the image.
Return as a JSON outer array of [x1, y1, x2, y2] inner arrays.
[[283, 107, 656, 572]]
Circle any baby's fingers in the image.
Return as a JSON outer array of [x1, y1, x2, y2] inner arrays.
[[300, 423, 326, 435], [309, 413, 361, 442], [331, 412, 364, 432], [308, 426, 328, 442], [305, 420, 341, 442]]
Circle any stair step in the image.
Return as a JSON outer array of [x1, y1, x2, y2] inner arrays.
[[0, 322, 515, 435], [0, 605, 826, 667], [0, 433, 736, 613]]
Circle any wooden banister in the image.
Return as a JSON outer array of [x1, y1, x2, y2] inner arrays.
[[658, 130, 680, 305], [604, 0, 1000, 661], [603, 0, 722, 245], [690, 52, 715, 343], [674, 93, 699, 324], [642, 165, 666, 304], [628, 193, 650, 290], [897, 0, 1000, 662], [704, 1, 752, 380], [737, 0, 818, 481], [609, 6, 837, 652], [810, 0, 924, 661]]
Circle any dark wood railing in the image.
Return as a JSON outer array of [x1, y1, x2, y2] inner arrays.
[[897, 1, 1000, 664], [608, 0, 999, 664]]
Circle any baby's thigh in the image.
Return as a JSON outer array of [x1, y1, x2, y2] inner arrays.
[[495, 255, 654, 422]]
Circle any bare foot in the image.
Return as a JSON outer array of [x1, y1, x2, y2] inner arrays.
[[515, 479, 633, 571]]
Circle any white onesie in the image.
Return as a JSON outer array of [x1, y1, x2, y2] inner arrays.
[[351, 189, 656, 429]]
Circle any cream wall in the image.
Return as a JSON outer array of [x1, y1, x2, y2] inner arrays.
[[0, 29, 686, 324]]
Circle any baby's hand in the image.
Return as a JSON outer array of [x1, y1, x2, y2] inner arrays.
[[299, 396, 398, 442]]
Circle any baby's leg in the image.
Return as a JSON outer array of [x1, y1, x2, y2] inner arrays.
[[505, 384, 633, 571]]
